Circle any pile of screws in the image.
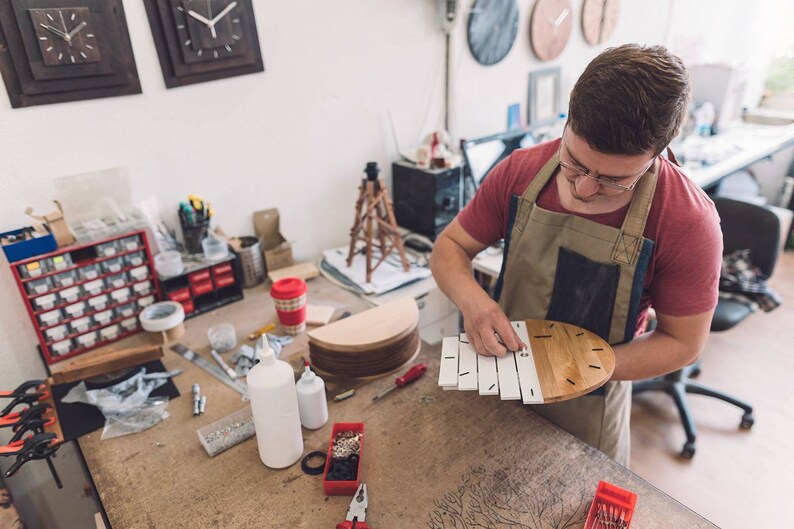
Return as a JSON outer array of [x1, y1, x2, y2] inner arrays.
[[201, 417, 255, 457], [326, 430, 362, 481]]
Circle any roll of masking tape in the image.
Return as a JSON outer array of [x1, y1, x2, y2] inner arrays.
[[139, 301, 186, 342]]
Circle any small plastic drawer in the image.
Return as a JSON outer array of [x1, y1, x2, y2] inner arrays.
[[191, 280, 213, 297], [128, 265, 149, 282], [87, 294, 109, 312], [83, 278, 106, 296], [64, 301, 87, 319], [211, 262, 233, 277], [50, 339, 74, 357], [132, 281, 153, 297], [93, 309, 114, 326], [102, 257, 125, 274], [110, 287, 131, 305], [79, 264, 101, 281], [120, 317, 139, 332], [19, 259, 48, 279], [44, 324, 69, 342], [167, 287, 191, 302], [137, 295, 155, 309], [26, 277, 52, 296], [124, 251, 145, 267], [96, 241, 119, 257], [181, 299, 195, 314], [188, 269, 211, 284], [76, 331, 99, 348], [322, 422, 364, 496], [38, 308, 64, 328], [59, 286, 82, 304], [107, 272, 128, 289], [116, 302, 137, 318], [33, 293, 59, 311], [51, 270, 77, 289], [70, 316, 93, 334], [49, 254, 73, 271], [118, 235, 141, 252], [213, 274, 235, 289], [100, 324, 121, 342]]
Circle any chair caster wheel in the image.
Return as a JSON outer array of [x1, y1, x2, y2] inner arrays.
[[740, 413, 754, 429], [690, 366, 701, 378], [681, 443, 696, 459]]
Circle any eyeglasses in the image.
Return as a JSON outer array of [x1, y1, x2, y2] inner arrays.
[[555, 140, 654, 192]]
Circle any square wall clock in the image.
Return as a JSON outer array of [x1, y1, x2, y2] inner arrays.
[[0, 0, 141, 108], [143, 0, 264, 88]]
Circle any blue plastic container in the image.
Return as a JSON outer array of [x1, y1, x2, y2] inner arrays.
[[0, 227, 58, 263]]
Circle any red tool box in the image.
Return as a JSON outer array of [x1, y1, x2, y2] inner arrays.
[[584, 480, 637, 529], [323, 422, 364, 496]]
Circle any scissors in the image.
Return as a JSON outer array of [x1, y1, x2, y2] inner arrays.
[[336, 483, 370, 529]]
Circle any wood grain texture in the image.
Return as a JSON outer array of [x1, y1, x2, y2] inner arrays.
[[49, 344, 163, 385], [525, 319, 615, 403], [76, 278, 715, 528]]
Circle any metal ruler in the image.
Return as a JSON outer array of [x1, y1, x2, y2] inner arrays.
[[171, 343, 249, 401]]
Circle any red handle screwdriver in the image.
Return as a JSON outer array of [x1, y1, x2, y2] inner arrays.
[[372, 363, 427, 401]]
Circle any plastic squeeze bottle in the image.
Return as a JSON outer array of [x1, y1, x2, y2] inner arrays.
[[247, 336, 303, 468], [296, 361, 329, 429]]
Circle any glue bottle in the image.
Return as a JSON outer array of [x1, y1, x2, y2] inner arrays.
[[296, 360, 329, 430], [247, 336, 303, 468]]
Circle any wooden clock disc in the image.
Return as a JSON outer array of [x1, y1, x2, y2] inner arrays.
[[522, 319, 615, 403]]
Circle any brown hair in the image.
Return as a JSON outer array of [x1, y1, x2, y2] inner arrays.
[[568, 44, 690, 156]]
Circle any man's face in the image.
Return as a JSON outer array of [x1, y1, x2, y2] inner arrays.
[[558, 129, 656, 203]]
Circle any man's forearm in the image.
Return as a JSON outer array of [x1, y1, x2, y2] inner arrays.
[[429, 237, 492, 314], [611, 327, 702, 381]]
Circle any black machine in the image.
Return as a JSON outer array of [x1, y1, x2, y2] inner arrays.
[[391, 129, 534, 240]]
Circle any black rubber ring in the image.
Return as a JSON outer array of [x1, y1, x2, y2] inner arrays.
[[301, 451, 327, 475]]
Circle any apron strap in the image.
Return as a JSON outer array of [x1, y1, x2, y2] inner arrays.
[[611, 160, 659, 266]]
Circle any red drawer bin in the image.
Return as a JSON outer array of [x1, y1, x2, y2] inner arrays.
[[584, 481, 637, 529], [213, 274, 235, 289], [190, 281, 214, 297], [188, 269, 211, 284], [211, 262, 233, 277], [167, 287, 191, 302], [322, 422, 364, 496], [181, 299, 195, 314]]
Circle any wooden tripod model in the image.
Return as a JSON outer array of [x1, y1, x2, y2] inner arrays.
[[347, 162, 410, 283]]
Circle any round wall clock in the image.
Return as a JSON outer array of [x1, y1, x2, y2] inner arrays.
[[582, 0, 621, 45], [529, 0, 573, 62], [466, 0, 519, 66]]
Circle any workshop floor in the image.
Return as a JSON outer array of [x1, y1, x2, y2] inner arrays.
[[631, 250, 794, 529]]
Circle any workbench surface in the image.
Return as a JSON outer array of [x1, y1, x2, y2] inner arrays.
[[77, 278, 716, 528]]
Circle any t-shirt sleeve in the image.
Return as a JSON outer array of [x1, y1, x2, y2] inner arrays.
[[457, 155, 515, 245], [648, 205, 723, 316]]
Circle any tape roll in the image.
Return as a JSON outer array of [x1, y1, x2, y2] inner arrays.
[[139, 301, 185, 332]]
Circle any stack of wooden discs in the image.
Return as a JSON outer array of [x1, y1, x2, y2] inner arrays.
[[307, 297, 420, 377]]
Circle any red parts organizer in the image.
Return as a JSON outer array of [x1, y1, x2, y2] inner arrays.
[[160, 254, 243, 319], [9, 230, 161, 365]]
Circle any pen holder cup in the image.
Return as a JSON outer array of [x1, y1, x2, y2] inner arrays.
[[182, 220, 210, 255]]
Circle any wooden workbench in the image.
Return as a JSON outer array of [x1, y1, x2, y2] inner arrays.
[[76, 278, 716, 528]]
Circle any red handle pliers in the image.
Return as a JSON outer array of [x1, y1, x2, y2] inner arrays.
[[336, 484, 371, 529]]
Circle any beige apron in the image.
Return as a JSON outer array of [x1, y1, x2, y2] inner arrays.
[[494, 155, 658, 466]]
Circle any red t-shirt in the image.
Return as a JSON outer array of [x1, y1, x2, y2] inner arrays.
[[458, 139, 722, 330]]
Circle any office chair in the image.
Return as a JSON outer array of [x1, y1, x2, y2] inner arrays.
[[632, 196, 782, 458]]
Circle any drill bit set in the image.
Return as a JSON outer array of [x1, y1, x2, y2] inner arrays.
[[584, 480, 637, 529]]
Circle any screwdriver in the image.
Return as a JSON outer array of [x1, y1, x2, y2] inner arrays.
[[372, 363, 428, 401]]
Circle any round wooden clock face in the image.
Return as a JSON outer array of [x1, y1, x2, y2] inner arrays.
[[582, 0, 621, 45], [530, 0, 573, 62], [467, 0, 519, 66]]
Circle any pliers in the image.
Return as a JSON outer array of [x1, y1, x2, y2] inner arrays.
[[336, 484, 371, 529], [0, 380, 48, 417]]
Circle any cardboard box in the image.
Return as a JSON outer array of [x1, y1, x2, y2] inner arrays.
[[253, 208, 294, 272], [25, 201, 75, 248]]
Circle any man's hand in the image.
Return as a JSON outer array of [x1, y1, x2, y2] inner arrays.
[[460, 296, 525, 357]]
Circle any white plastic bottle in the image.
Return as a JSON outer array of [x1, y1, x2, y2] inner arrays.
[[246, 337, 303, 468], [296, 361, 329, 430]]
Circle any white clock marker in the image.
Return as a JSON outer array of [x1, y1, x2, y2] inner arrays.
[[71, 13, 75, 21], [185, 39, 191, 46], [58, 52, 63, 60], [86, 34, 94, 38], [47, 13, 53, 21], [225, 45, 231, 52], [80, 51, 87, 59], [70, 55, 75, 63], [213, 50, 219, 59], [86, 44, 94, 49], [232, 34, 240, 40], [177, 25, 185, 29], [197, 49, 203, 56], [46, 46, 53, 51], [39, 36, 47, 41]]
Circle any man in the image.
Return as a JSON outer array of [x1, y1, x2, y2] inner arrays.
[[430, 44, 722, 466]]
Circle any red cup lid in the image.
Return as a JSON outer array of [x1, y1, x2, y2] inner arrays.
[[270, 277, 307, 299]]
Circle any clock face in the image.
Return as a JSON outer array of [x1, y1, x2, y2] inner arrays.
[[582, 0, 621, 45], [29, 7, 101, 67], [170, 0, 245, 63], [529, 0, 573, 62], [467, 0, 519, 66]]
